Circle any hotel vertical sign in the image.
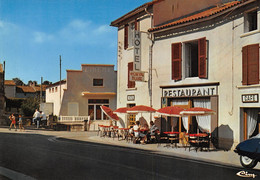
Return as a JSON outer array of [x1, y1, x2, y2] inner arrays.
[[134, 31, 141, 71]]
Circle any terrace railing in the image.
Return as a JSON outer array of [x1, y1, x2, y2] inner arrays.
[[59, 116, 90, 122]]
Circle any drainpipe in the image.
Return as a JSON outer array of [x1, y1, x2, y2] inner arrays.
[[145, 7, 154, 108]]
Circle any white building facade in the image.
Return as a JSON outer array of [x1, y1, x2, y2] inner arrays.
[[59, 64, 117, 130], [45, 80, 67, 116], [112, 0, 260, 149]]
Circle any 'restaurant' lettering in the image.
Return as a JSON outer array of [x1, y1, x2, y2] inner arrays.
[[163, 86, 217, 97]]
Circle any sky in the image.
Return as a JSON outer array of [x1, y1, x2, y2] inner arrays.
[[0, 0, 150, 84]]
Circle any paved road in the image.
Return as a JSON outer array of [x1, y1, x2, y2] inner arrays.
[[0, 132, 259, 180]]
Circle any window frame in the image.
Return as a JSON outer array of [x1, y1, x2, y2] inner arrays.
[[171, 37, 208, 81], [93, 78, 104, 87], [124, 19, 139, 50], [244, 8, 258, 33]]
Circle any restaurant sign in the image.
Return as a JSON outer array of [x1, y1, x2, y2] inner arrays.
[[134, 30, 141, 71], [242, 94, 259, 103], [129, 71, 145, 81], [163, 86, 217, 97]]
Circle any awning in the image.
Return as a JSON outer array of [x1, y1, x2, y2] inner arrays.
[[82, 92, 116, 96]]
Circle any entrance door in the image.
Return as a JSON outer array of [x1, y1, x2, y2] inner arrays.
[[243, 108, 260, 140], [127, 103, 136, 128]]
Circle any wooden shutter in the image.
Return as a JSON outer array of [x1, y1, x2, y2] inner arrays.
[[124, 24, 129, 50], [171, 43, 182, 80], [242, 44, 259, 85], [134, 19, 138, 30], [198, 37, 207, 78], [128, 62, 135, 88], [242, 46, 248, 85]]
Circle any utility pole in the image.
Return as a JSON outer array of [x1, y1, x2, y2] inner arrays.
[[59, 55, 62, 107], [40, 77, 43, 105]]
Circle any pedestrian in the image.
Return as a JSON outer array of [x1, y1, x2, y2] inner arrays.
[[33, 109, 41, 128], [9, 114, 17, 131], [133, 121, 146, 144], [40, 111, 47, 127], [18, 114, 25, 131]]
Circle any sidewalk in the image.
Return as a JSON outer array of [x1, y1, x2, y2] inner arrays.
[[1, 127, 260, 170]]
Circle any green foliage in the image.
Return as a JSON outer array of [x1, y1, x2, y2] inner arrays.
[[6, 98, 23, 108], [12, 77, 24, 86], [21, 97, 39, 116]]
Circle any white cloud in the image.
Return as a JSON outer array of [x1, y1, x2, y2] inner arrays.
[[33, 32, 54, 43], [95, 25, 113, 34], [58, 19, 114, 45]]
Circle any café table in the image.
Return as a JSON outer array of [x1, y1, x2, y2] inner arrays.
[[163, 132, 180, 148], [188, 133, 210, 151], [118, 128, 130, 140]]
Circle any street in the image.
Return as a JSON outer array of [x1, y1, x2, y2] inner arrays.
[[0, 132, 259, 180]]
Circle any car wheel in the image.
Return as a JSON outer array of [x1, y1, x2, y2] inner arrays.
[[240, 155, 258, 168]]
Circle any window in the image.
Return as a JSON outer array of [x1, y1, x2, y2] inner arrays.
[[242, 44, 259, 85], [128, 62, 135, 88], [88, 99, 109, 120], [171, 37, 207, 80], [124, 19, 138, 50], [55, 87, 58, 92], [93, 79, 103, 86], [244, 10, 258, 33], [49, 89, 51, 93]]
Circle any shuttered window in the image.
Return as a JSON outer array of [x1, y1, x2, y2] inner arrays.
[[242, 44, 259, 85], [171, 43, 182, 80], [124, 24, 128, 50], [198, 37, 207, 78], [128, 62, 135, 88]]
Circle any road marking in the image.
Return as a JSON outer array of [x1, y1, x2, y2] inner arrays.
[[47, 136, 58, 142], [0, 166, 36, 180]]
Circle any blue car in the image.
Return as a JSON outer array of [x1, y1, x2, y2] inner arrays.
[[234, 134, 260, 168]]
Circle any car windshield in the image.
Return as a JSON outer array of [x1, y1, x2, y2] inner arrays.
[[252, 133, 260, 138]]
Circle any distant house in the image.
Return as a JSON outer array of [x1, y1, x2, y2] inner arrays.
[[4, 80, 47, 113]]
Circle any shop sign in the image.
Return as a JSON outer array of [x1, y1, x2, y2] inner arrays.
[[133, 31, 141, 71], [127, 95, 135, 101], [242, 94, 259, 103], [129, 71, 145, 81], [163, 86, 217, 97]]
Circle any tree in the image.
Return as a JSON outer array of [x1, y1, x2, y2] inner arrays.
[[12, 78, 24, 86], [21, 97, 39, 116], [42, 80, 52, 85]]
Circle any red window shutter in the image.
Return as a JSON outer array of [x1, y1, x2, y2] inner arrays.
[[135, 19, 138, 30], [198, 37, 207, 78], [128, 62, 135, 88], [242, 46, 248, 85], [171, 43, 182, 80], [124, 24, 128, 50], [243, 44, 259, 85]]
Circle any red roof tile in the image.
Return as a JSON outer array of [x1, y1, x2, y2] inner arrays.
[[5, 80, 16, 86], [149, 1, 242, 32], [16, 86, 35, 93]]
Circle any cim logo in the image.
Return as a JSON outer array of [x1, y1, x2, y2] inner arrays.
[[236, 171, 257, 178]]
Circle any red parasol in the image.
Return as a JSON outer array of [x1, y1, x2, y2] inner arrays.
[[180, 107, 215, 116], [156, 106, 184, 117], [114, 107, 129, 114], [127, 105, 156, 114], [100, 106, 119, 121]]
